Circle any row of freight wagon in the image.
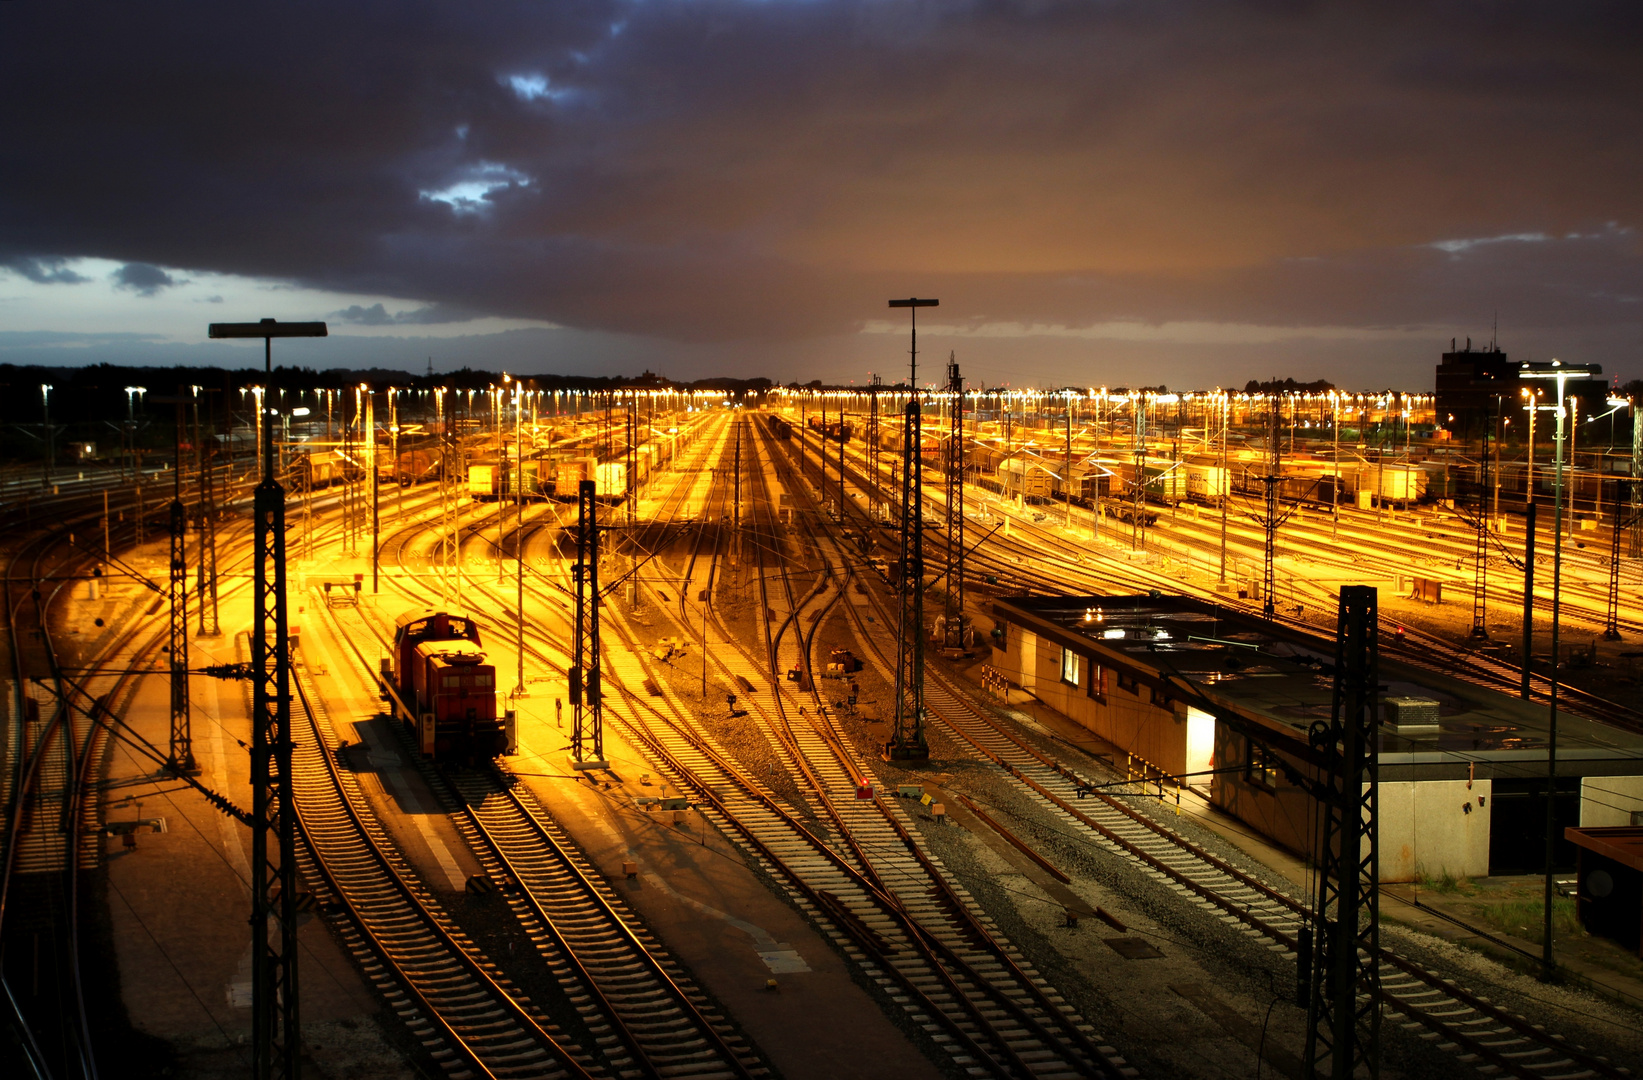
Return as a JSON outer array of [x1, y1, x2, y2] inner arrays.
[[290, 446, 632, 499], [468, 458, 629, 501], [993, 455, 1428, 508]]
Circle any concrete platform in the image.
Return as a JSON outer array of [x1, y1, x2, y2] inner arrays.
[[99, 605, 404, 1076]]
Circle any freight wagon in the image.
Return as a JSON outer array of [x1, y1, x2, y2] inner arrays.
[[292, 449, 364, 490]]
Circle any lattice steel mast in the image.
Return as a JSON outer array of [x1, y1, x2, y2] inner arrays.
[[1462, 409, 1494, 639], [194, 388, 221, 637], [168, 388, 196, 773], [571, 478, 606, 767], [209, 318, 326, 1080], [1605, 477, 1640, 640], [1304, 584, 1381, 1080], [867, 374, 883, 519], [942, 354, 966, 652], [886, 297, 937, 762]]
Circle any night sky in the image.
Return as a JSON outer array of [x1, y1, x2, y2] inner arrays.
[[3, 1, 1641, 387]]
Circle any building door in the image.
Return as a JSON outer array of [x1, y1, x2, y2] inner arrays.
[[1186, 707, 1215, 789], [1488, 777, 1581, 876]]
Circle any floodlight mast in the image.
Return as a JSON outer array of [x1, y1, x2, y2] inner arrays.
[[207, 318, 326, 1080], [1515, 358, 1599, 983], [886, 298, 937, 763]]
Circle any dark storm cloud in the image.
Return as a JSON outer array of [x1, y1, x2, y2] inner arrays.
[[333, 302, 481, 326], [3, 256, 89, 285], [3, 1, 1642, 371], [111, 262, 184, 296]]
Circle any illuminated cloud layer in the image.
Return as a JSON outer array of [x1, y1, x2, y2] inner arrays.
[[1, 1, 1640, 381]]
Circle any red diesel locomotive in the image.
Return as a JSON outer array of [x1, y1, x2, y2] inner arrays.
[[382, 610, 510, 760]]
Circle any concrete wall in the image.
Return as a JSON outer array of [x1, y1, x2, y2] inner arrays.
[[1379, 780, 1492, 882], [1211, 727, 1316, 859], [1581, 776, 1643, 827]]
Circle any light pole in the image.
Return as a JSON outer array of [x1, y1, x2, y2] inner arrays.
[[1517, 358, 1600, 982], [208, 317, 327, 1080]]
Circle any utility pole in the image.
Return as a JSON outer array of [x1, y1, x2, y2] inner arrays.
[[195, 387, 221, 636], [1603, 478, 1638, 641], [1064, 390, 1073, 529], [733, 415, 742, 563], [886, 297, 937, 763], [209, 318, 327, 1080], [627, 392, 637, 526], [867, 375, 882, 519], [570, 479, 607, 769], [1219, 391, 1230, 583], [1304, 585, 1381, 1080], [367, 388, 379, 593], [943, 354, 966, 651], [1631, 396, 1641, 559], [515, 382, 527, 699], [1252, 393, 1292, 617], [1461, 402, 1493, 639], [1518, 359, 1601, 979]]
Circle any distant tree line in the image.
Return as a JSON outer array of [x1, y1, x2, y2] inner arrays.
[[0, 362, 773, 465], [1243, 377, 1336, 393]]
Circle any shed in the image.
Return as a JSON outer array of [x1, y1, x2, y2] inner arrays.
[[1564, 826, 1643, 957]]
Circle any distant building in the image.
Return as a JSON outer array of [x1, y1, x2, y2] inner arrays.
[[987, 592, 1643, 881], [1435, 338, 1607, 440], [1435, 337, 1512, 439]]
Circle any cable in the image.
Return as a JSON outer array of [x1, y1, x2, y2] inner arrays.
[[1256, 994, 1281, 1080], [104, 876, 244, 1069]]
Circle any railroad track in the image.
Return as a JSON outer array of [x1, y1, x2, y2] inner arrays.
[[403, 416, 1138, 1079], [771, 413, 1638, 1080], [594, 421, 1139, 1080], [324, 415, 774, 1080], [291, 660, 602, 1080]]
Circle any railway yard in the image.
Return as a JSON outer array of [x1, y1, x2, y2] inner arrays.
[[4, 386, 1643, 1080]]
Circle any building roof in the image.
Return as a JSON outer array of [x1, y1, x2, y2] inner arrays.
[[993, 593, 1643, 779], [1564, 827, 1643, 872]]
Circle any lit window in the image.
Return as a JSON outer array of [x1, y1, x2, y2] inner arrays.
[[1247, 739, 1280, 789], [1060, 647, 1082, 686]]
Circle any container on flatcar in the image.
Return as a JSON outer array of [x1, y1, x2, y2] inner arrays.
[[468, 462, 499, 499], [595, 461, 627, 499]]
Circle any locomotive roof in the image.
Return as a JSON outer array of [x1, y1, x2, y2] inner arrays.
[[417, 639, 487, 662], [395, 608, 471, 629]]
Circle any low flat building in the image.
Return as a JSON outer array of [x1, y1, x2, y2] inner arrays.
[[989, 593, 1643, 882]]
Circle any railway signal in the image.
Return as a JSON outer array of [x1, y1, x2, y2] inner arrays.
[[208, 317, 327, 1080]]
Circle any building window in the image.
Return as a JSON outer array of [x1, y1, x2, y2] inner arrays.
[[1117, 672, 1139, 695], [1246, 739, 1280, 790], [1060, 647, 1082, 686], [1087, 663, 1107, 702]]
